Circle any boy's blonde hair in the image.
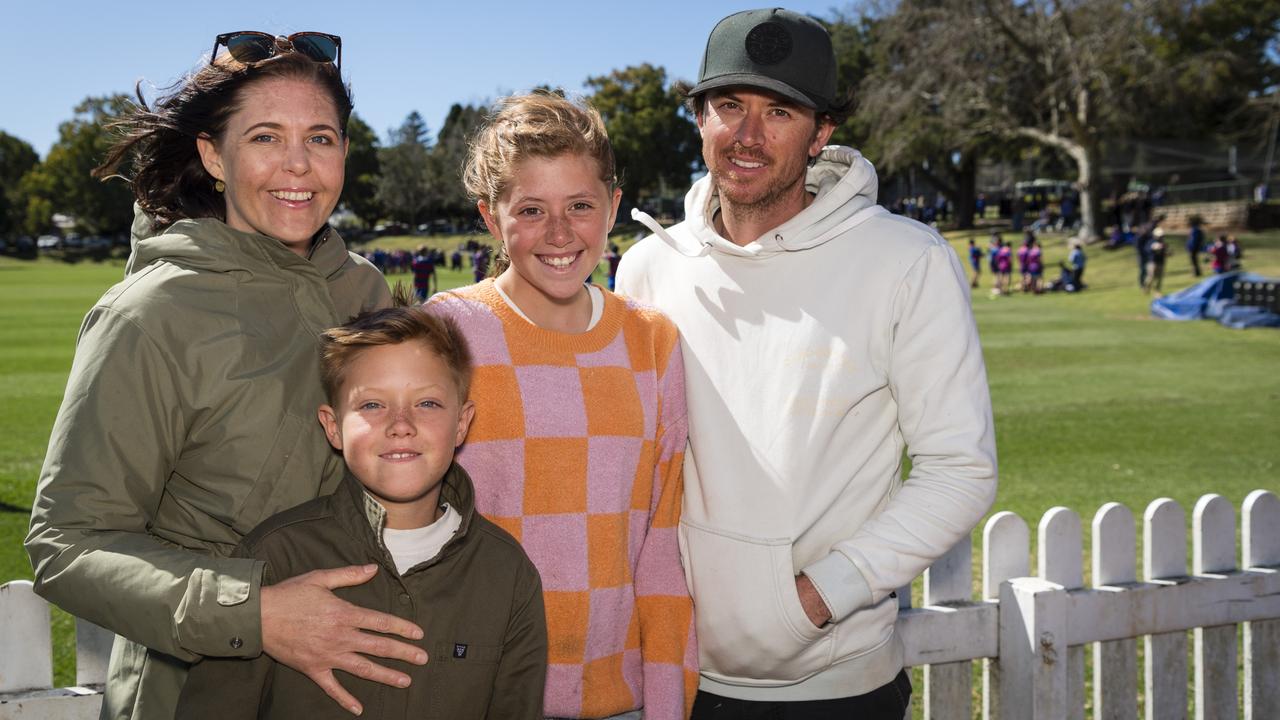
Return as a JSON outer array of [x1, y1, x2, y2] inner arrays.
[[320, 288, 472, 404]]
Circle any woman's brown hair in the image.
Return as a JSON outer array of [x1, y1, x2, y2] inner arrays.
[[94, 51, 353, 231]]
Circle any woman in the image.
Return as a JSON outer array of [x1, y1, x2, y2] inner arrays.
[[427, 92, 697, 719], [25, 34, 421, 719]]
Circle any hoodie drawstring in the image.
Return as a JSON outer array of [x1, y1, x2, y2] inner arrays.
[[631, 208, 713, 258]]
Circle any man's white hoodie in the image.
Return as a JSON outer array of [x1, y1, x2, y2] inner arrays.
[[615, 146, 997, 700]]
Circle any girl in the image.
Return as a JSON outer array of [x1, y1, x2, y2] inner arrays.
[[428, 92, 696, 720]]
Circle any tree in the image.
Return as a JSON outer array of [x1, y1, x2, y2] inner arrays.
[[341, 113, 382, 229], [432, 103, 488, 220], [392, 111, 431, 146], [585, 64, 701, 206], [22, 95, 135, 236], [822, 14, 877, 151], [0, 131, 39, 237], [377, 112, 437, 228], [854, 0, 1207, 240], [1145, 0, 1280, 142], [844, 9, 1008, 229]]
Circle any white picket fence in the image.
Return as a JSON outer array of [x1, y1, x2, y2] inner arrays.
[[2, 489, 1277, 719]]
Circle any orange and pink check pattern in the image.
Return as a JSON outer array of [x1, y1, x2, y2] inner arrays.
[[428, 281, 697, 719]]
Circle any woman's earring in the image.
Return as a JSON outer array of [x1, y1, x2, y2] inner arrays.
[[214, 179, 226, 193]]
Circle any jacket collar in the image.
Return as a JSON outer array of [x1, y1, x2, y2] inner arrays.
[[333, 461, 479, 571], [126, 202, 350, 281]]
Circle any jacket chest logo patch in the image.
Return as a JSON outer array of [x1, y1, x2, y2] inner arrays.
[[453, 643, 468, 659]]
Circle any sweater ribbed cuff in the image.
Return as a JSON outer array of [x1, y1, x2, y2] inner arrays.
[[801, 551, 872, 624]]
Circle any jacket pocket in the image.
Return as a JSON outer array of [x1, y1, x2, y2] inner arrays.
[[428, 642, 502, 719], [680, 519, 833, 684]]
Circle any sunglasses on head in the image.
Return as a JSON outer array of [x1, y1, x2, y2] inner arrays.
[[211, 31, 342, 72]]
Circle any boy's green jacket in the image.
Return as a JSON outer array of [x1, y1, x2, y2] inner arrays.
[[178, 464, 548, 718], [25, 210, 390, 719]]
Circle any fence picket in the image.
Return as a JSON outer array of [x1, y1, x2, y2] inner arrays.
[[999, 577, 1068, 720], [74, 619, 113, 687], [1092, 503, 1137, 720], [1192, 494, 1238, 720], [0, 581, 53, 694], [1143, 498, 1188, 720], [1039, 507, 1084, 720], [924, 538, 972, 720], [1242, 490, 1280, 720], [983, 511, 1029, 720]]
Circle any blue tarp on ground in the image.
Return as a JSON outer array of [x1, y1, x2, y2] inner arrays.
[[1151, 272, 1280, 328]]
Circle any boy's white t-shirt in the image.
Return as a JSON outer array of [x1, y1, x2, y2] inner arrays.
[[382, 503, 462, 575]]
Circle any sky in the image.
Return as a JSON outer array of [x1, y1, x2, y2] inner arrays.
[[2, 0, 851, 158]]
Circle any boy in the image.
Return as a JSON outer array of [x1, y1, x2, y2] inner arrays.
[[178, 302, 547, 718]]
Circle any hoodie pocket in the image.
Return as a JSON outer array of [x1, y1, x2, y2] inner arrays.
[[680, 519, 833, 684]]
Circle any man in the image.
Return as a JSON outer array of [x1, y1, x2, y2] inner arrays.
[[615, 9, 997, 718], [1186, 215, 1205, 277]]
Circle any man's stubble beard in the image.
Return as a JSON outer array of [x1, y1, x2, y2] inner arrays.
[[711, 150, 810, 223]]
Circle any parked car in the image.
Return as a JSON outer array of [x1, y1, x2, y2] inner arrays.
[[37, 235, 61, 250]]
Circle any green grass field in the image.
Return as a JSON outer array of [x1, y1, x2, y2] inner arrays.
[[2, 224, 1277, 689]]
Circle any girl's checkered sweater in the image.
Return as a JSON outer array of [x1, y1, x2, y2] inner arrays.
[[428, 279, 697, 719]]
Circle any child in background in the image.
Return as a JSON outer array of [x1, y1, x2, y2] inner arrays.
[[968, 238, 982, 288], [412, 245, 437, 300], [178, 300, 547, 719], [428, 92, 697, 719], [1226, 235, 1243, 270], [1210, 234, 1231, 274], [994, 237, 1013, 295], [1144, 228, 1168, 294]]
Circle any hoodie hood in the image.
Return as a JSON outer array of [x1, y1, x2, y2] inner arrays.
[[631, 145, 887, 259], [124, 204, 351, 280]]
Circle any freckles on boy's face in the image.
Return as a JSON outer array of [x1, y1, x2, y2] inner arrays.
[[319, 341, 474, 528]]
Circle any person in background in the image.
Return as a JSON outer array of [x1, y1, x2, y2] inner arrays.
[[604, 242, 622, 291], [1018, 231, 1043, 294], [1067, 239, 1086, 291], [968, 237, 982, 289], [1210, 234, 1231, 274], [995, 236, 1013, 295], [1226, 234, 1243, 270], [1186, 215, 1205, 277], [24, 33, 418, 719], [1144, 227, 1168, 295], [987, 231, 1001, 281], [412, 245, 438, 300]]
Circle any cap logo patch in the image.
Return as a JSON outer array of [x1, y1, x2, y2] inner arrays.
[[745, 22, 792, 65]]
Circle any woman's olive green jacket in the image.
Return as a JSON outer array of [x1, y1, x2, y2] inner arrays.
[[26, 212, 391, 719]]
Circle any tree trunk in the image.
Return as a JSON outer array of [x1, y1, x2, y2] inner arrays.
[[1014, 127, 1104, 242], [1076, 140, 1104, 242]]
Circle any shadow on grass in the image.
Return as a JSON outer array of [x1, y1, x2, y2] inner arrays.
[[1, 499, 31, 514]]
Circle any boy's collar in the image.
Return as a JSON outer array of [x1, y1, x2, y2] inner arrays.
[[338, 462, 478, 556]]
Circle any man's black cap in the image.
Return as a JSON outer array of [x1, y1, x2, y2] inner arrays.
[[689, 8, 837, 112]]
